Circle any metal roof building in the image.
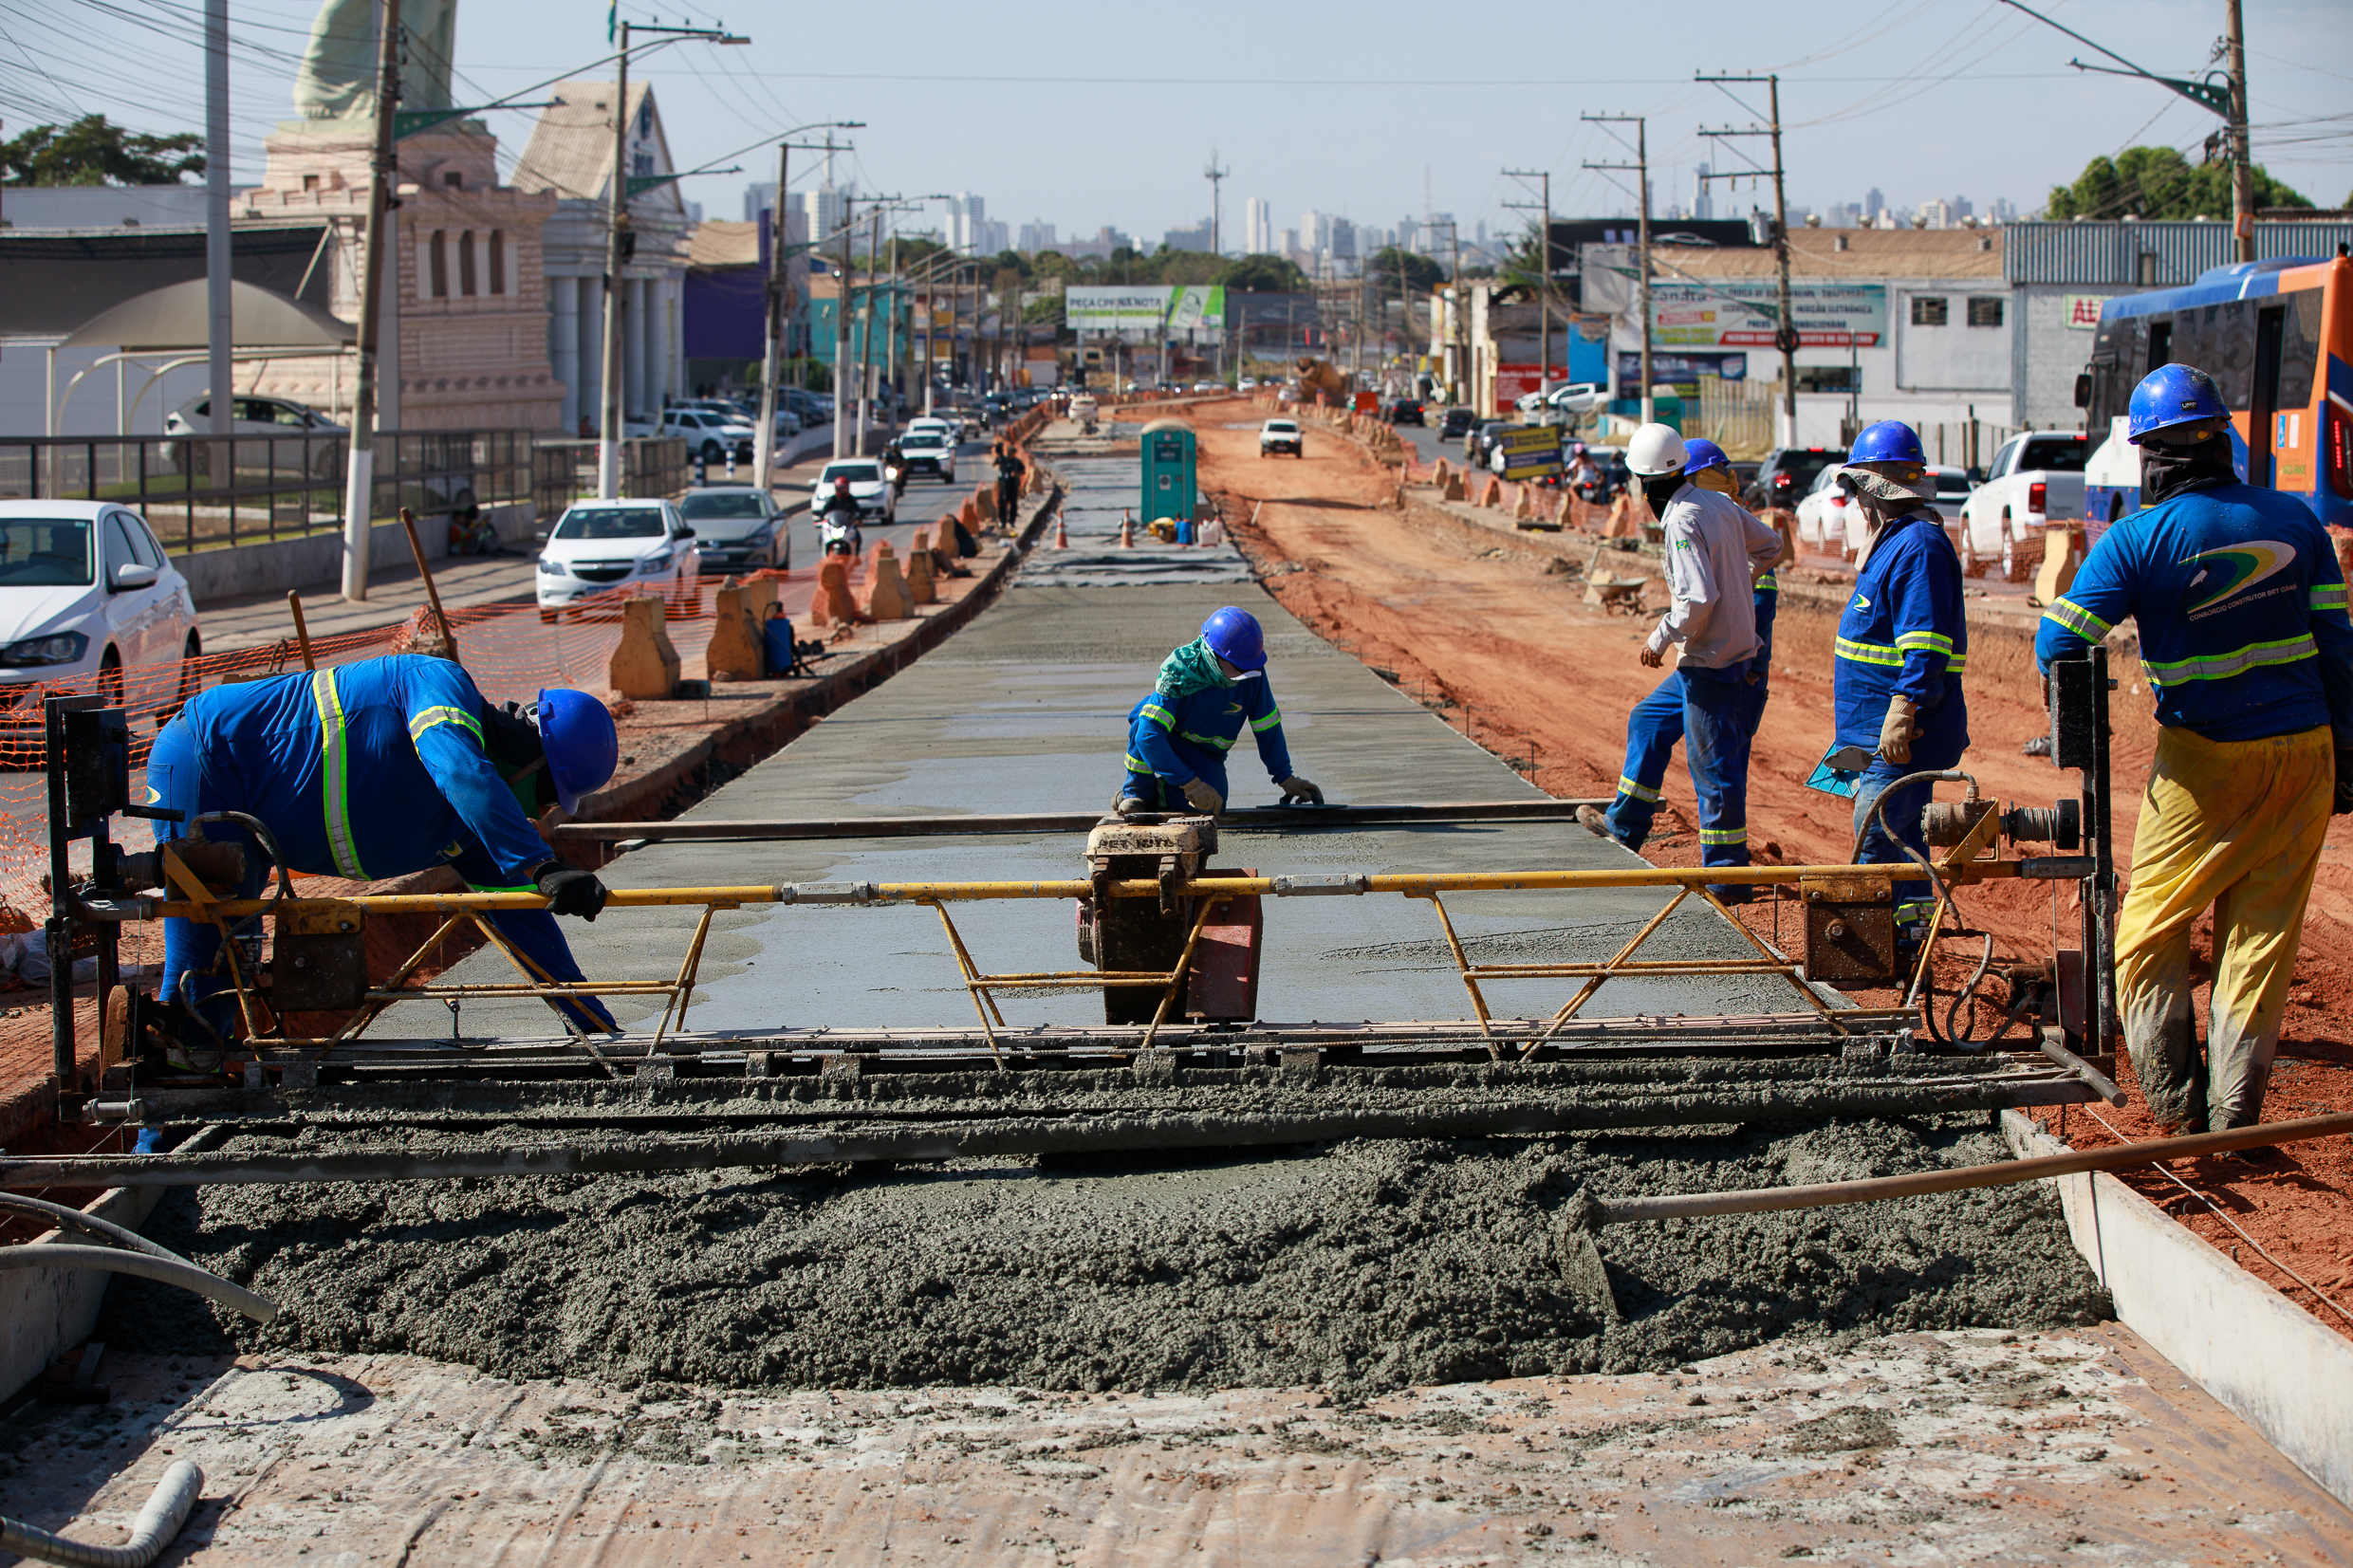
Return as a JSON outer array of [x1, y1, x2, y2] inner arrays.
[[2004, 219, 2353, 287]]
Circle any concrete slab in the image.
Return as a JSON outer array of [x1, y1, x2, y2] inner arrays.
[[374, 445, 1788, 1042]]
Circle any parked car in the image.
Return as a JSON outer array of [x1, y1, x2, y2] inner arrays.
[[1473, 421, 1517, 471], [1955, 431, 2089, 581], [0, 501, 200, 722], [660, 408, 756, 466], [161, 394, 345, 478], [898, 428, 958, 484], [1236, 377, 1260, 391], [1545, 382, 1610, 421], [678, 487, 787, 575], [1259, 418, 1304, 458], [810, 457, 897, 521], [1793, 465, 1858, 557], [535, 498, 697, 622], [1745, 446, 1848, 512], [1436, 407, 1479, 440], [1382, 397, 1425, 426]]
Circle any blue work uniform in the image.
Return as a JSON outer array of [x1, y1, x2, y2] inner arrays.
[[148, 655, 615, 1037], [1833, 513, 1969, 906], [1603, 570, 1779, 862], [1121, 676, 1293, 809]]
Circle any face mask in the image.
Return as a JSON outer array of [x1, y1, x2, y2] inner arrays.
[[1641, 473, 1685, 518], [2138, 432, 2234, 506]]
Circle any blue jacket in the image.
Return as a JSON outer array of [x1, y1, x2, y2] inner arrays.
[[2036, 479, 2353, 744], [1833, 513, 1969, 755], [1125, 676, 1294, 801], [178, 655, 552, 890]]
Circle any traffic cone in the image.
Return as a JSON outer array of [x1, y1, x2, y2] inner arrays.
[[1120, 510, 1135, 547], [1054, 511, 1069, 549]]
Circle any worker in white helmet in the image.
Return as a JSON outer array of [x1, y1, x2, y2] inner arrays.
[[1581, 423, 1784, 898]]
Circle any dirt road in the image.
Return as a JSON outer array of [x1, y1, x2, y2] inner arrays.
[[1193, 398, 2353, 1337]]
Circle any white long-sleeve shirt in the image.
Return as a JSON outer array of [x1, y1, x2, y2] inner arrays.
[[1644, 482, 1786, 670]]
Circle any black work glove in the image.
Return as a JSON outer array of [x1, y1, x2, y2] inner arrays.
[[536, 863, 609, 920], [2336, 749, 2353, 816]]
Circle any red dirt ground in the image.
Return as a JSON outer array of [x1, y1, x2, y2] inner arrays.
[[1192, 397, 2353, 1339]]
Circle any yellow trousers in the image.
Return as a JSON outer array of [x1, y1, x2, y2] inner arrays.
[[2115, 723, 2332, 1132]]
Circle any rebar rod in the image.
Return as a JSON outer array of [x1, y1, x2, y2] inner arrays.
[[547, 800, 1618, 843]]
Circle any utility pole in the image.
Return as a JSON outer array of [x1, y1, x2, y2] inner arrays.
[[834, 178, 853, 457], [1205, 149, 1229, 258], [857, 206, 880, 448], [340, 0, 401, 600], [2224, 0, 2254, 261], [1503, 167, 1554, 400], [203, 0, 232, 484], [1584, 113, 1654, 424], [1697, 74, 1800, 447], [751, 122, 862, 493]]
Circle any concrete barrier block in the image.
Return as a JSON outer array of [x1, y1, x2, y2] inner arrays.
[[608, 593, 681, 698], [2034, 525, 2084, 604], [1478, 476, 1504, 509], [865, 541, 915, 620], [1441, 473, 1467, 503], [807, 557, 865, 627], [705, 576, 766, 682], [905, 541, 937, 604]]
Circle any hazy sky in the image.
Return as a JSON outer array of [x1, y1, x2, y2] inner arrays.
[[10, 0, 2350, 247]]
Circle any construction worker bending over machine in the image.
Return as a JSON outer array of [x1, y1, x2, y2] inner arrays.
[[2037, 364, 2353, 1139], [1121, 607, 1321, 816], [1831, 421, 1968, 926], [1582, 426, 1783, 898], [148, 655, 623, 1051], [1584, 437, 1787, 882]]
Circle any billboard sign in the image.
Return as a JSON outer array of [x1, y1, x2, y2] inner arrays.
[[1582, 249, 1887, 348], [1067, 285, 1226, 333], [1496, 424, 1564, 480], [1492, 362, 1569, 415], [1616, 351, 1749, 398]]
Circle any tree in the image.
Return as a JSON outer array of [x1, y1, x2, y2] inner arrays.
[[1367, 245, 1444, 295], [2, 115, 204, 186], [1220, 252, 1306, 292], [2045, 145, 2310, 221]]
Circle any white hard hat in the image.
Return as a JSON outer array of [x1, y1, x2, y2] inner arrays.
[[1625, 423, 1689, 477]]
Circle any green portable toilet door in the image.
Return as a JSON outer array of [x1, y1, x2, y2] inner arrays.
[[1140, 422, 1197, 522]]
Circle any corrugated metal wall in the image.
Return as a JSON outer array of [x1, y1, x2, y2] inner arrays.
[[2004, 221, 2353, 286]]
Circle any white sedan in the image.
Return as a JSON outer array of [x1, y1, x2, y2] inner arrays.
[[810, 458, 898, 522], [0, 500, 201, 722], [1793, 465, 1858, 558], [536, 499, 699, 622]]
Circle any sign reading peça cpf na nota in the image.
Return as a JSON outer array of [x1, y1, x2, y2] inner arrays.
[[1497, 425, 1564, 480]]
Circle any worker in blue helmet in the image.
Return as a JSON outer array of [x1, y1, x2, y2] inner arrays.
[[2038, 363, 2353, 1140], [1119, 606, 1321, 815], [1830, 419, 1968, 923], [145, 655, 623, 1057], [1583, 437, 1791, 877]]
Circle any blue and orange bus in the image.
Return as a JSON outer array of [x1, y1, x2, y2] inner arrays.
[[2080, 252, 2353, 541]]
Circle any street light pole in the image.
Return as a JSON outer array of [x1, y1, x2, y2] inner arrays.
[[1698, 74, 1800, 447], [751, 121, 861, 494], [340, 0, 401, 601], [1584, 114, 1653, 424]]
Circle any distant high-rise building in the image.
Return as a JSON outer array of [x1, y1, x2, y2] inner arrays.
[[800, 184, 850, 251], [1864, 188, 1884, 221], [1396, 215, 1419, 254], [946, 193, 991, 254], [1245, 197, 1271, 254], [1989, 196, 2018, 225], [1418, 212, 1454, 258], [1163, 220, 1214, 253], [1330, 217, 1356, 264], [1918, 197, 1955, 230], [1017, 219, 1057, 253], [1693, 165, 1714, 222], [1300, 211, 1333, 256], [1281, 228, 1299, 258], [743, 182, 775, 223]]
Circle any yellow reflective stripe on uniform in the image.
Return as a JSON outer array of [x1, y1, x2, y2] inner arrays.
[[1179, 730, 1238, 750], [1616, 774, 1660, 803], [2042, 597, 2112, 642], [2141, 635, 2318, 684], [1948, 652, 1969, 673], [1698, 825, 1748, 844], [1834, 636, 1903, 667], [1140, 703, 1176, 729], [1251, 706, 1282, 732], [407, 705, 484, 746], [1755, 572, 1778, 593], [310, 669, 370, 881], [2312, 583, 2348, 613], [1894, 630, 1954, 655], [1124, 752, 1155, 775]]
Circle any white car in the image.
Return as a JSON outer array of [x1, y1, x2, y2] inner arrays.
[[810, 458, 897, 522], [1793, 465, 1858, 557], [678, 487, 788, 576], [1259, 418, 1304, 457], [535, 498, 698, 621], [660, 408, 756, 467], [161, 394, 344, 477], [897, 428, 958, 484], [0, 501, 201, 720], [1955, 431, 2090, 581]]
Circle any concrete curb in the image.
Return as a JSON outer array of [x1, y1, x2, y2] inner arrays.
[[2001, 1109, 2353, 1510]]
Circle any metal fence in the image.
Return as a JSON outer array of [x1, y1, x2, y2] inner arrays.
[[0, 430, 533, 555], [531, 438, 690, 520]]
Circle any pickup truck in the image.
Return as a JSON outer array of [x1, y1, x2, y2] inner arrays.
[[1259, 418, 1304, 458], [1954, 430, 2090, 581]]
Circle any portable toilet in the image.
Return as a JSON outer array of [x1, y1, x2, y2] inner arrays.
[[1139, 418, 1196, 525]]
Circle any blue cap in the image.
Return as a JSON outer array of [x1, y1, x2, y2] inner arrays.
[[1199, 606, 1268, 672], [1682, 437, 1731, 473], [537, 689, 619, 814], [1847, 420, 1926, 468], [2127, 363, 2230, 445]]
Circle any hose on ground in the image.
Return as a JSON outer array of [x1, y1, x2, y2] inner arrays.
[[0, 1245, 276, 1323], [0, 1460, 203, 1568], [0, 1193, 187, 1264]]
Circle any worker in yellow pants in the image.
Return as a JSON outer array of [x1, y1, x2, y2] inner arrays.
[[2115, 726, 2332, 1134]]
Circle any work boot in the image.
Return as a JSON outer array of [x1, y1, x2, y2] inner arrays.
[[1575, 804, 1616, 841]]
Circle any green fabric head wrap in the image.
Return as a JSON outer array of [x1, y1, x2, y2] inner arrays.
[[1155, 636, 1235, 699]]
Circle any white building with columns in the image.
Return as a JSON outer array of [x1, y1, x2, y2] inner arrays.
[[512, 81, 692, 434]]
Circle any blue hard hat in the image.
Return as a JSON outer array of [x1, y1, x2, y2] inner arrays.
[[1847, 420, 1926, 468], [537, 688, 619, 815], [1683, 437, 1731, 474], [2127, 363, 2230, 445], [1200, 606, 1268, 673]]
